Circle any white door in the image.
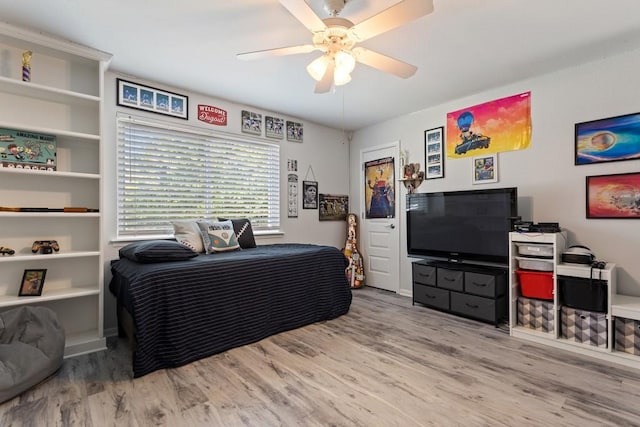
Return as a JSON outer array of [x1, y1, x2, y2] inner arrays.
[[360, 142, 400, 292]]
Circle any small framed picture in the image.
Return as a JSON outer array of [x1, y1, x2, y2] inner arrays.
[[286, 121, 303, 142], [117, 78, 188, 120], [265, 116, 284, 139], [472, 153, 498, 184], [575, 112, 640, 165], [319, 194, 348, 221], [586, 172, 640, 218], [19, 269, 47, 296], [241, 110, 263, 135], [424, 126, 445, 179], [303, 181, 318, 209]]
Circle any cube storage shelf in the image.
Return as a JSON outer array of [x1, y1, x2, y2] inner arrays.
[[509, 232, 640, 369], [0, 22, 111, 357]]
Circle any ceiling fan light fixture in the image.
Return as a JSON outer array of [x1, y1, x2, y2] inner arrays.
[[307, 55, 330, 81], [335, 50, 356, 74], [334, 70, 352, 86]]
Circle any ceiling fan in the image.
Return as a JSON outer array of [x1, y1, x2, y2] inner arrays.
[[237, 0, 434, 93]]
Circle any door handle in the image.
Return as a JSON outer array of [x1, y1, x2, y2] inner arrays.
[[387, 224, 395, 229]]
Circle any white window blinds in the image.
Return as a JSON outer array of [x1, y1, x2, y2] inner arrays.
[[116, 115, 280, 238]]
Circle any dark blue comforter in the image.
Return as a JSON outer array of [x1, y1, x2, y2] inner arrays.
[[109, 244, 352, 377]]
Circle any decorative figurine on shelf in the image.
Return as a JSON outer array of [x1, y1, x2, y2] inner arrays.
[[402, 162, 424, 193], [22, 50, 32, 82], [0, 246, 15, 256], [31, 240, 60, 254], [342, 213, 365, 289]]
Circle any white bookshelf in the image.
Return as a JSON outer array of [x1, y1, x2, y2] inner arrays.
[[0, 22, 111, 357]]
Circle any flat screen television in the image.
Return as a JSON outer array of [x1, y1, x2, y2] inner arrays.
[[406, 187, 518, 264]]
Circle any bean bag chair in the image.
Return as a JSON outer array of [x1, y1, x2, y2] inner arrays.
[[0, 306, 65, 403]]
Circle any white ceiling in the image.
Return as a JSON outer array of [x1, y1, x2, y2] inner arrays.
[[2, 0, 640, 131]]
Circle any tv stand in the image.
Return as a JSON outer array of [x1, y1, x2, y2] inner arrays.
[[412, 260, 508, 326]]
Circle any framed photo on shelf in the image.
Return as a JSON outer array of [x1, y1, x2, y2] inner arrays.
[[424, 126, 444, 179], [472, 153, 498, 184], [116, 78, 189, 120], [586, 172, 640, 218], [19, 269, 47, 296], [575, 112, 640, 165]]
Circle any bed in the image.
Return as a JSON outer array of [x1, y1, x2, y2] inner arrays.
[[109, 242, 352, 377]]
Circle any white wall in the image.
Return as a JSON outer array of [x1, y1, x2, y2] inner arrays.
[[102, 71, 350, 333], [349, 48, 640, 297]]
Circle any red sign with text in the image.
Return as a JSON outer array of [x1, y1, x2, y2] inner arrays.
[[197, 104, 227, 126]]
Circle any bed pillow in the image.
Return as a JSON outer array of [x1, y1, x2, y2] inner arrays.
[[171, 219, 205, 253], [119, 240, 199, 263], [217, 217, 257, 249], [197, 220, 241, 253]]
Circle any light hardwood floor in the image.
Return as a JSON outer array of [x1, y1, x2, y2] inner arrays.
[[2, 287, 640, 426]]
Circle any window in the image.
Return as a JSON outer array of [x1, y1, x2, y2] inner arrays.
[[116, 114, 280, 239]]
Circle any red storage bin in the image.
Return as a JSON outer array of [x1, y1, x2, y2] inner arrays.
[[516, 269, 553, 300]]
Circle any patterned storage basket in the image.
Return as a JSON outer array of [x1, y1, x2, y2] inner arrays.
[[561, 306, 607, 348], [517, 296, 554, 333], [614, 317, 640, 356]]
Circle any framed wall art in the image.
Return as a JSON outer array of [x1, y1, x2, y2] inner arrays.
[[472, 153, 498, 184], [575, 112, 640, 165], [19, 269, 47, 296], [286, 121, 303, 142], [425, 126, 445, 179], [287, 173, 298, 218], [303, 181, 318, 209], [319, 194, 348, 221], [586, 172, 640, 218], [241, 110, 262, 135], [265, 116, 284, 139], [117, 78, 188, 120]]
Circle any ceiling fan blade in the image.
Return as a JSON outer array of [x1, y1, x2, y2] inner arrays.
[[237, 44, 316, 60], [315, 60, 335, 94], [352, 47, 417, 78], [279, 0, 327, 33], [350, 0, 434, 42]]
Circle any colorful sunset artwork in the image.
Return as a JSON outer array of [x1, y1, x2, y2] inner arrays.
[[446, 92, 531, 158], [575, 112, 640, 165], [586, 172, 640, 218]]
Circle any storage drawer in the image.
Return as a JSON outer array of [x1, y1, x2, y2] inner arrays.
[[515, 257, 554, 272], [561, 306, 607, 348], [437, 268, 463, 291], [517, 296, 554, 333], [413, 263, 436, 286], [614, 317, 640, 356], [413, 284, 449, 311], [516, 269, 554, 301], [450, 292, 503, 323], [515, 243, 553, 258], [558, 275, 607, 312], [465, 272, 503, 298]]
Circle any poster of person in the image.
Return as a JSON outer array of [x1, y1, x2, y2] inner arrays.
[[303, 181, 318, 209], [364, 157, 395, 219], [319, 194, 348, 221], [446, 91, 531, 158]]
